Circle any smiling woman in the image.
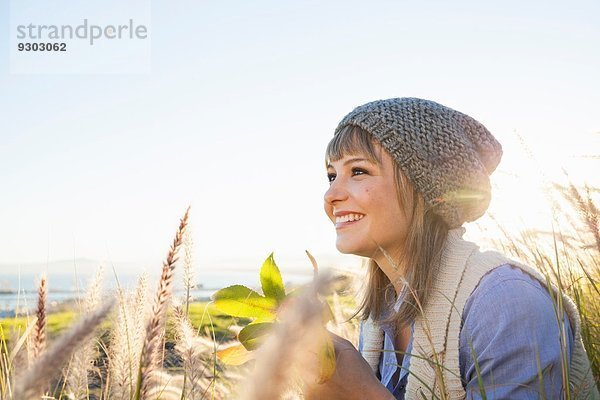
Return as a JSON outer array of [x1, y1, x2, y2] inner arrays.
[[301, 98, 599, 400], [324, 123, 448, 327]]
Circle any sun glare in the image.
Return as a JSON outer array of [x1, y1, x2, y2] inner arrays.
[[472, 130, 599, 243]]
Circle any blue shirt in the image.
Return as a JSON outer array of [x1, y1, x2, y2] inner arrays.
[[358, 264, 574, 399]]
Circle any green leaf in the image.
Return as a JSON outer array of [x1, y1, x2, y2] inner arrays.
[[260, 252, 286, 303], [317, 332, 337, 383], [216, 344, 254, 366], [213, 285, 277, 320], [238, 321, 274, 351]]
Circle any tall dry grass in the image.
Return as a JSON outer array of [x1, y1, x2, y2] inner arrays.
[[183, 226, 195, 318], [0, 181, 598, 399], [13, 300, 115, 400], [137, 206, 190, 399], [476, 179, 600, 397], [31, 275, 47, 361], [108, 273, 148, 399], [65, 267, 104, 399]]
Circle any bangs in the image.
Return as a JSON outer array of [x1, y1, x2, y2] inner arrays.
[[325, 125, 382, 166]]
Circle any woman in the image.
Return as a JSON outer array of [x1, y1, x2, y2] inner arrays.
[[304, 98, 598, 399]]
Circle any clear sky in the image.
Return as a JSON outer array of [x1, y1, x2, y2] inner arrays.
[[1, 0, 599, 277]]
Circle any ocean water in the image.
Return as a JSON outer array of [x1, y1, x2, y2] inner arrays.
[[0, 268, 314, 316], [0, 287, 218, 315]]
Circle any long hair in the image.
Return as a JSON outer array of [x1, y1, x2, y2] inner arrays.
[[325, 125, 450, 327]]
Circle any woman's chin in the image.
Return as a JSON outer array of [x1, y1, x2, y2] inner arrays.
[[335, 241, 368, 257]]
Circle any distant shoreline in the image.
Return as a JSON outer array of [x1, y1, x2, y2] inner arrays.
[[0, 289, 90, 295], [0, 286, 218, 318], [0, 286, 223, 295]]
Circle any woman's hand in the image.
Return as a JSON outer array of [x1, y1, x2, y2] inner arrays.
[[302, 332, 394, 400]]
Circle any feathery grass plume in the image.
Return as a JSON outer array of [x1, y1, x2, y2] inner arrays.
[[306, 250, 359, 343], [554, 180, 600, 253], [5, 316, 39, 393], [131, 272, 149, 363], [32, 275, 47, 360], [133, 272, 150, 326], [174, 302, 202, 399], [131, 272, 150, 365], [173, 303, 224, 399], [66, 266, 104, 399], [326, 291, 359, 347], [13, 299, 115, 400], [108, 286, 131, 400], [239, 273, 334, 400], [182, 225, 195, 317], [109, 273, 148, 400], [137, 206, 190, 400], [144, 370, 184, 400], [583, 184, 600, 251]]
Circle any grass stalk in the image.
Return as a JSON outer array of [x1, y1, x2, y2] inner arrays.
[[137, 206, 190, 400]]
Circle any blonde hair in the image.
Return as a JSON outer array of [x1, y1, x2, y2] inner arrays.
[[325, 125, 450, 327]]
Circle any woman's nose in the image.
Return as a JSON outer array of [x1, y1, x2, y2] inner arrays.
[[324, 178, 348, 205]]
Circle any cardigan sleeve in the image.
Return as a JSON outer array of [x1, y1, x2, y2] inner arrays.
[[459, 264, 573, 399]]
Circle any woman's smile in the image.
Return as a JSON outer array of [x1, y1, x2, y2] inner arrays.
[[333, 212, 365, 229]]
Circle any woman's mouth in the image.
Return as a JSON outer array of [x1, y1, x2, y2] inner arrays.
[[334, 213, 364, 229]]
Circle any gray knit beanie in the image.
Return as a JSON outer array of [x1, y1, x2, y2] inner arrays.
[[334, 97, 502, 228]]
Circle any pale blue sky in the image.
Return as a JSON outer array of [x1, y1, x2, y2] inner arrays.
[[1, 0, 599, 276]]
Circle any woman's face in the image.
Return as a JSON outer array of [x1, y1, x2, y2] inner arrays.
[[324, 144, 410, 260]]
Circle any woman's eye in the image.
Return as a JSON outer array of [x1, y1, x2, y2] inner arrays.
[[327, 173, 336, 183], [352, 168, 368, 176]]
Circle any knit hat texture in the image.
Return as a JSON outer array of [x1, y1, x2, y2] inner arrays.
[[334, 97, 502, 228]]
